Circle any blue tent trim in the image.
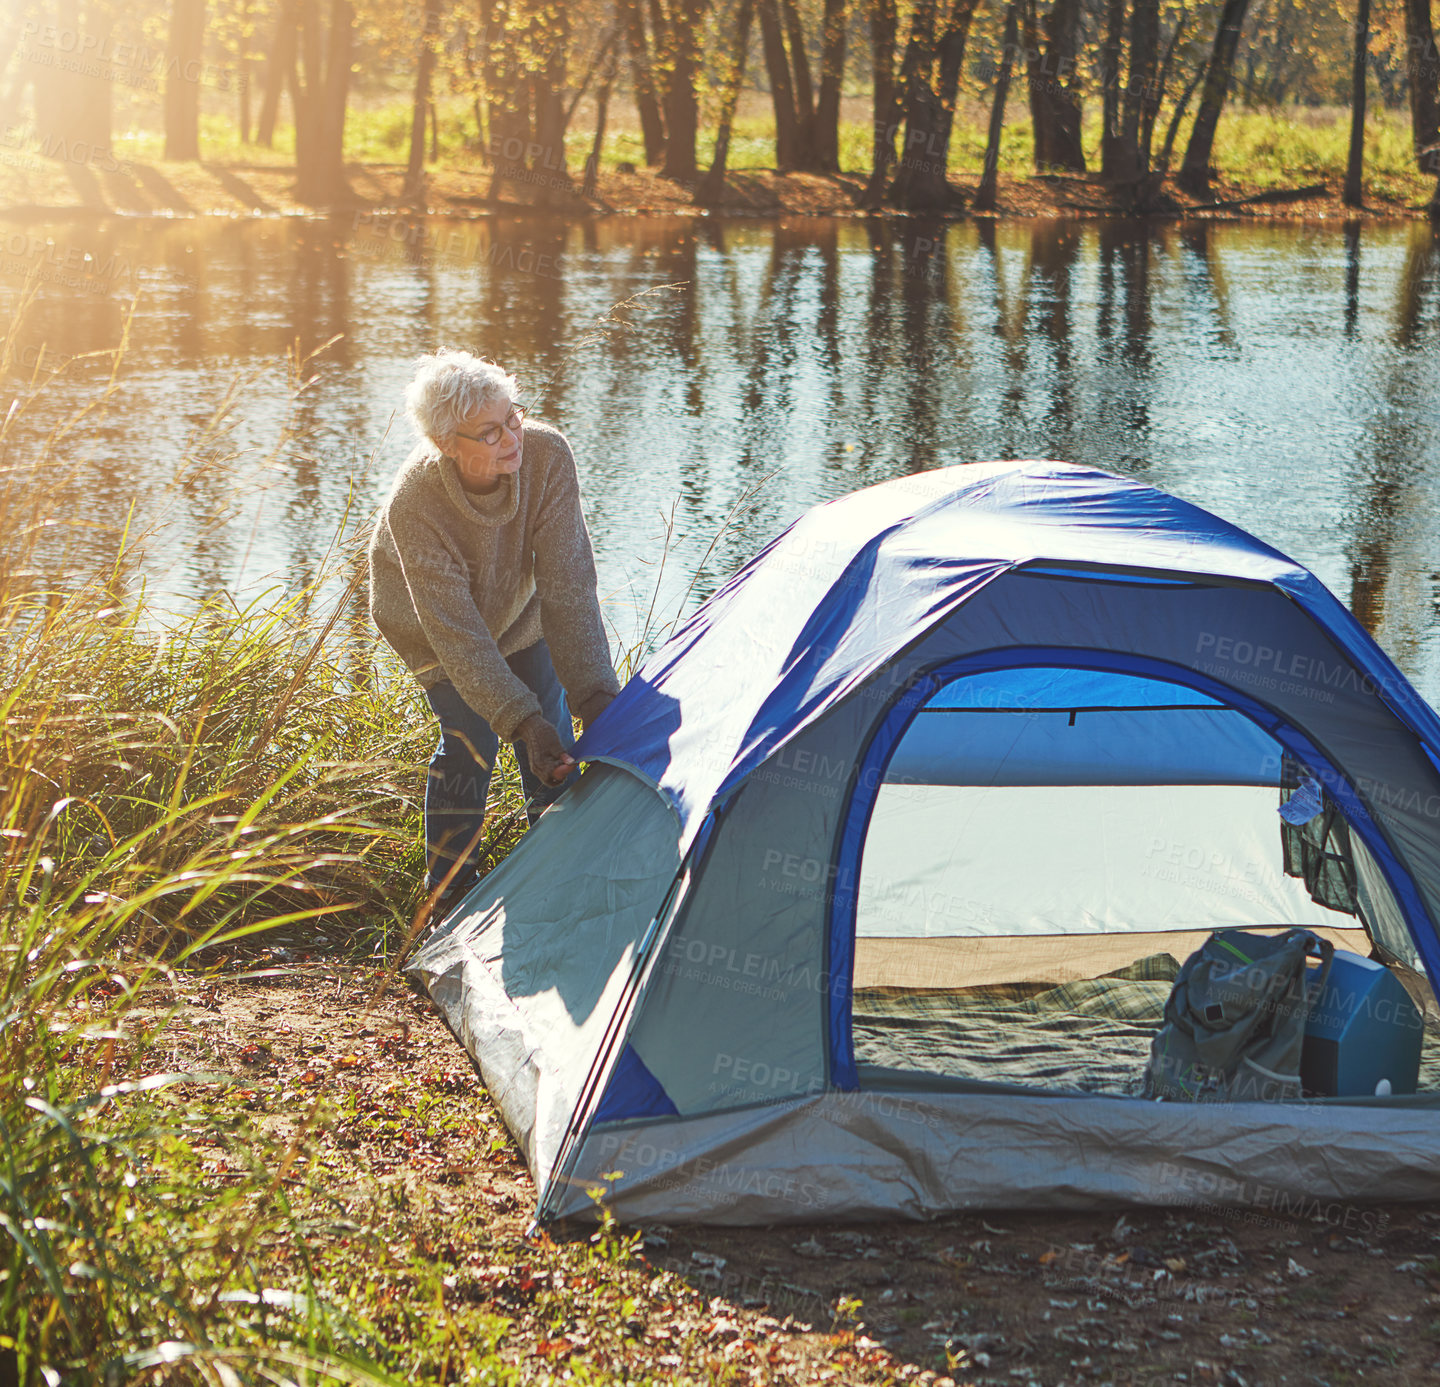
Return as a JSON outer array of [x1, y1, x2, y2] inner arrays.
[[923, 667, 1226, 711], [594, 1043, 679, 1125], [827, 670, 948, 1092], [825, 646, 1440, 1092], [577, 465, 1440, 858]]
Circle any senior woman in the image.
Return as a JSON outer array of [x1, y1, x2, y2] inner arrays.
[[369, 349, 619, 916]]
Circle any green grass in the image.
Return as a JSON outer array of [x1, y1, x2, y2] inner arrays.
[[0, 285, 733, 1384], [105, 89, 1437, 206], [0, 292, 483, 1382], [1212, 105, 1427, 201]]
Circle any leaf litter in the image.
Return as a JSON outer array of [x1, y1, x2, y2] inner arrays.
[[158, 965, 1440, 1385]]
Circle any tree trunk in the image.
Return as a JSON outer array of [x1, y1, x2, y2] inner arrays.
[[758, 0, 803, 169], [888, 0, 938, 193], [973, 0, 1019, 211], [584, 41, 621, 197], [779, 0, 817, 158], [619, 0, 666, 163], [321, 0, 352, 193], [1031, 0, 1085, 172], [1120, 0, 1159, 176], [164, 0, 206, 160], [661, 0, 707, 180], [293, 0, 352, 204], [564, 27, 619, 127], [1344, 0, 1370, 206], [257, 0, 297, 148], [890, 0, 981, 209], [294, 0, 323, 189], [1099, 0, 1126, 180], [1156, 61, 1204, 172], [482, 0, 529, 187], [405, 0, 442, 197], [863, 0, 900, 202], [530, 2, 571, 196], [1141, 14, 1187, 166], [34, 0, 115, 155], [239, 56, 252, 143], [1023, 0, 1049, 168], [699, 0, 755, 201], [1403, 0, 1440, 175], [1177, 0, 1252, 194], [813, 0, 848, 171]]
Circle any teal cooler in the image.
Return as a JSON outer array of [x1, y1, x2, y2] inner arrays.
[[1301, 951, 1425, 1097]]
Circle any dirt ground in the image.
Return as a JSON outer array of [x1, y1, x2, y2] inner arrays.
[[1, 147, 1432, 224], [163, 957, 1440, 1386]]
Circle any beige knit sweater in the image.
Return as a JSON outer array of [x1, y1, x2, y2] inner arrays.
[[368, 421, 619, 741]]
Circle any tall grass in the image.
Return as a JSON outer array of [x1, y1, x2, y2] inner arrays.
[[0, 291, 482, 1382]]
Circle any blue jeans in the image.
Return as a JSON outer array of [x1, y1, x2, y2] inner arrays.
[[423, 640, 574, 894]]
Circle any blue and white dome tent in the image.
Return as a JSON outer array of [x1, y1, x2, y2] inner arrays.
[[411, 461, 1440, 1225]]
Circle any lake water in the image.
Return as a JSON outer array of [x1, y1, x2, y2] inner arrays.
[[3, 212, 1440, 699]]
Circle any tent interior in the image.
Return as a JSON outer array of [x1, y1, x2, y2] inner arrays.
[[851, 666, 1440, 1099]]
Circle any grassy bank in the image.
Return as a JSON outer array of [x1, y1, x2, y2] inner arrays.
[[1, 96, 1434, 219], [126, 94, 1429, 204], [1, 305, 835, 1385], [0, 306, 917, 1386], [0, 310, 485, 1380]]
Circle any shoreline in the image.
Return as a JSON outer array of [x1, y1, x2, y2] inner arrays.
[[1, 156, 1434, 225]]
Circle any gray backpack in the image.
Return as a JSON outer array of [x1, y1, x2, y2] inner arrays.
[[1144, 928, 1334, 1102]]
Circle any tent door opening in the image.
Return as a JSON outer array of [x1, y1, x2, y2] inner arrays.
[[848, 663, 1436, 1099]]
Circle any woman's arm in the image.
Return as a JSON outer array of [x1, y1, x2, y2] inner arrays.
[[529, 433, 622, 716]]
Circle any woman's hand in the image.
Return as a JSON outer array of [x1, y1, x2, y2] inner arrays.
[[517, 714, 578, 787], [577, 690, 616, 730]]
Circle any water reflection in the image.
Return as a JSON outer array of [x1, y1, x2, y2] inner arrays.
[[1346, 224, 1440, 670], [3, 214, 1440, 699]]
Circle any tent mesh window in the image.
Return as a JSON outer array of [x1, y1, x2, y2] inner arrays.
[[849, 668, 1436, 1101], [1279, 753, 1359, 915]]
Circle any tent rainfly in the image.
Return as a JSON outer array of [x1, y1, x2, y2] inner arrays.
[[410, 461, 1440, 1225]]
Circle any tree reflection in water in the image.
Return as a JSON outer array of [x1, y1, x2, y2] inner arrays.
[[1, 214, 1438, 698]]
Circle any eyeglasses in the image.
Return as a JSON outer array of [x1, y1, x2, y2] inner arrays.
[[455, 405, 526, 447]]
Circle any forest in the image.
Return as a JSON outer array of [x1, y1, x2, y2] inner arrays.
[[5, 0, 1440, 211]]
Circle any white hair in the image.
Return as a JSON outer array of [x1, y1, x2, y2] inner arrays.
[[404, 349, 519, 445]]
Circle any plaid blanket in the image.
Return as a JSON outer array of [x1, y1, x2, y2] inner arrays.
[[851, 953, 1183, 1095], [852, 952, 1440, 1098]]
